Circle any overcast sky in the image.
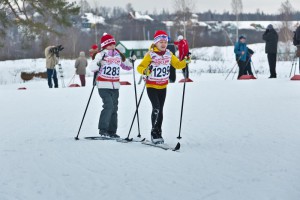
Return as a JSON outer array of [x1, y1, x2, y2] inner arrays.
[[75, 0, 300, 14]]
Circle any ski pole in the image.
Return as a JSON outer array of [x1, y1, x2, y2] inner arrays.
[[125, 65, 153, 140], [233, 56, 251, 80], [68, 74, 76, 86], [125, 81, 146, 140], [75, 54, 105, 140], [177, 53, 191, 139], [250, 61, 258, 78], [232, 64, 238, 80], [225, 55, 242, 80], [225, 64, 237, 80], [289, 61, 294, 77], [294, 58, 297, 75], [130, 50, 141, 138]]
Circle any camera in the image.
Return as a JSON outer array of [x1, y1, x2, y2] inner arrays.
[[50, 45, 64, 57]]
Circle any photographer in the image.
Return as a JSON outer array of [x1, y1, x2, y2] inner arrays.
[[262, 24, 278, 78], [45, 46, 59, 88]]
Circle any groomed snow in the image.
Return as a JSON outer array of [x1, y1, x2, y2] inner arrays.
[[1, 44, 300, 200]]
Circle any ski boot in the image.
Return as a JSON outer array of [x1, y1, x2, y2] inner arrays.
[[107, 131, 120, 138], [151, 128, 164, 144], [99, 130, 110, 137]]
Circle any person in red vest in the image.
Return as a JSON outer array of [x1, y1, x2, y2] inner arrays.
[[174, 35, 190, 79]]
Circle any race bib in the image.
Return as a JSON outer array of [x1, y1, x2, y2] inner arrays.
[[97, 56, 121, 82], [147, 51, 171, 85]]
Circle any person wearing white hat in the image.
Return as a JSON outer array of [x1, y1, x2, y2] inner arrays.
[[174, 35, 190, 79]]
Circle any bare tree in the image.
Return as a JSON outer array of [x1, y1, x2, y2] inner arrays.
[[173, 0, 195, 38], [231, 0, 243, 41], [278, 0, 295, 60], [279, 0, 294, 42], [79, 0, 91, 15]]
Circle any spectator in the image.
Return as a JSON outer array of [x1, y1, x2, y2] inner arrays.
[[45, 46, 59, 88], [174, 35, 190, 79], [75, 51, 88, 87], [234, 35, 248, 79], [262, 24, 278, 78]]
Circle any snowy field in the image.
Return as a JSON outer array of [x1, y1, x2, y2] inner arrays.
[[1, 44, 300, 200]]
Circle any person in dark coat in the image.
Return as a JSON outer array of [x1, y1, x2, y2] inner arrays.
[[296, 25, 300, 44], [234, 35, 248, 79], [294, 26, 300, 56], [262, 24, 278, 78], [244, 48, 254, 76]]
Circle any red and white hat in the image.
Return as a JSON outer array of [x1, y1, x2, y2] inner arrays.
[[100, 33, 116, 49], [91, 44, 98, 50], [153, 30, 168, 44]]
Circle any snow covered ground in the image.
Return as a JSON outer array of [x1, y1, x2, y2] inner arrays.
[[1, 44, 300, 200]]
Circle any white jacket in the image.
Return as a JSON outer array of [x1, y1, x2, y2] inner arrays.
[[89, 49, 132, 89]]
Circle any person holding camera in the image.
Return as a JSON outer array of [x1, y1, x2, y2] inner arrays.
[[262, 24, 278, 78], [45, 45, 59, 88]]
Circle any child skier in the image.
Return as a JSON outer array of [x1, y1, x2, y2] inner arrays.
[[137, 30, 190, 144], [89, 33, 132, 138]]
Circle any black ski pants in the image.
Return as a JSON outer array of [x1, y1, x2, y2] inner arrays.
[[268, 53, 277, 77], [237, 60, 246, 79], [147, 88, 166, 132], [244, 60, 253, 75]]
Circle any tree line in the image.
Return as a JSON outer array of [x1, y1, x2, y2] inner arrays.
[[0, 0, 299, 60]]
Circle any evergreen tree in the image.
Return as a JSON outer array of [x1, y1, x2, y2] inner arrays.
[[0, 0, 79, 36]]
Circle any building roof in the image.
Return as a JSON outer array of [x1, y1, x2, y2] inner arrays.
[[129, 11, 154, 21], [118, 40, 153, 50], [81, 12, 105, 24]]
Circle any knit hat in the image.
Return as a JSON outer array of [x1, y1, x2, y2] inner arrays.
[[239, 35, 246, 40], [267, 24, 273, 30], [91, 44, 98, 50], [79, 51, 85, 57], [100, 33, 116, 49], [153, 30, 168, 44], [177, 35, 184, 41]]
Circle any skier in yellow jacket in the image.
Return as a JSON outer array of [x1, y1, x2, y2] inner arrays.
[[137, 30, 190, 144]]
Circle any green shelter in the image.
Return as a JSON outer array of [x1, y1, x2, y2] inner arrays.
[[116, 40, 153, 59]]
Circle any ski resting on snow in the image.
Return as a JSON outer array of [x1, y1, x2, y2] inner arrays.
[[141, 140, 180, 151], [84, 136, 145, 142], [83, 136, 180, 151]]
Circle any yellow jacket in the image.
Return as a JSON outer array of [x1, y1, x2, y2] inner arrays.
[[137, 46, 187, 89]]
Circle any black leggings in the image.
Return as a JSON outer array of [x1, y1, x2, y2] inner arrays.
[[147, 88, 166, 131]]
